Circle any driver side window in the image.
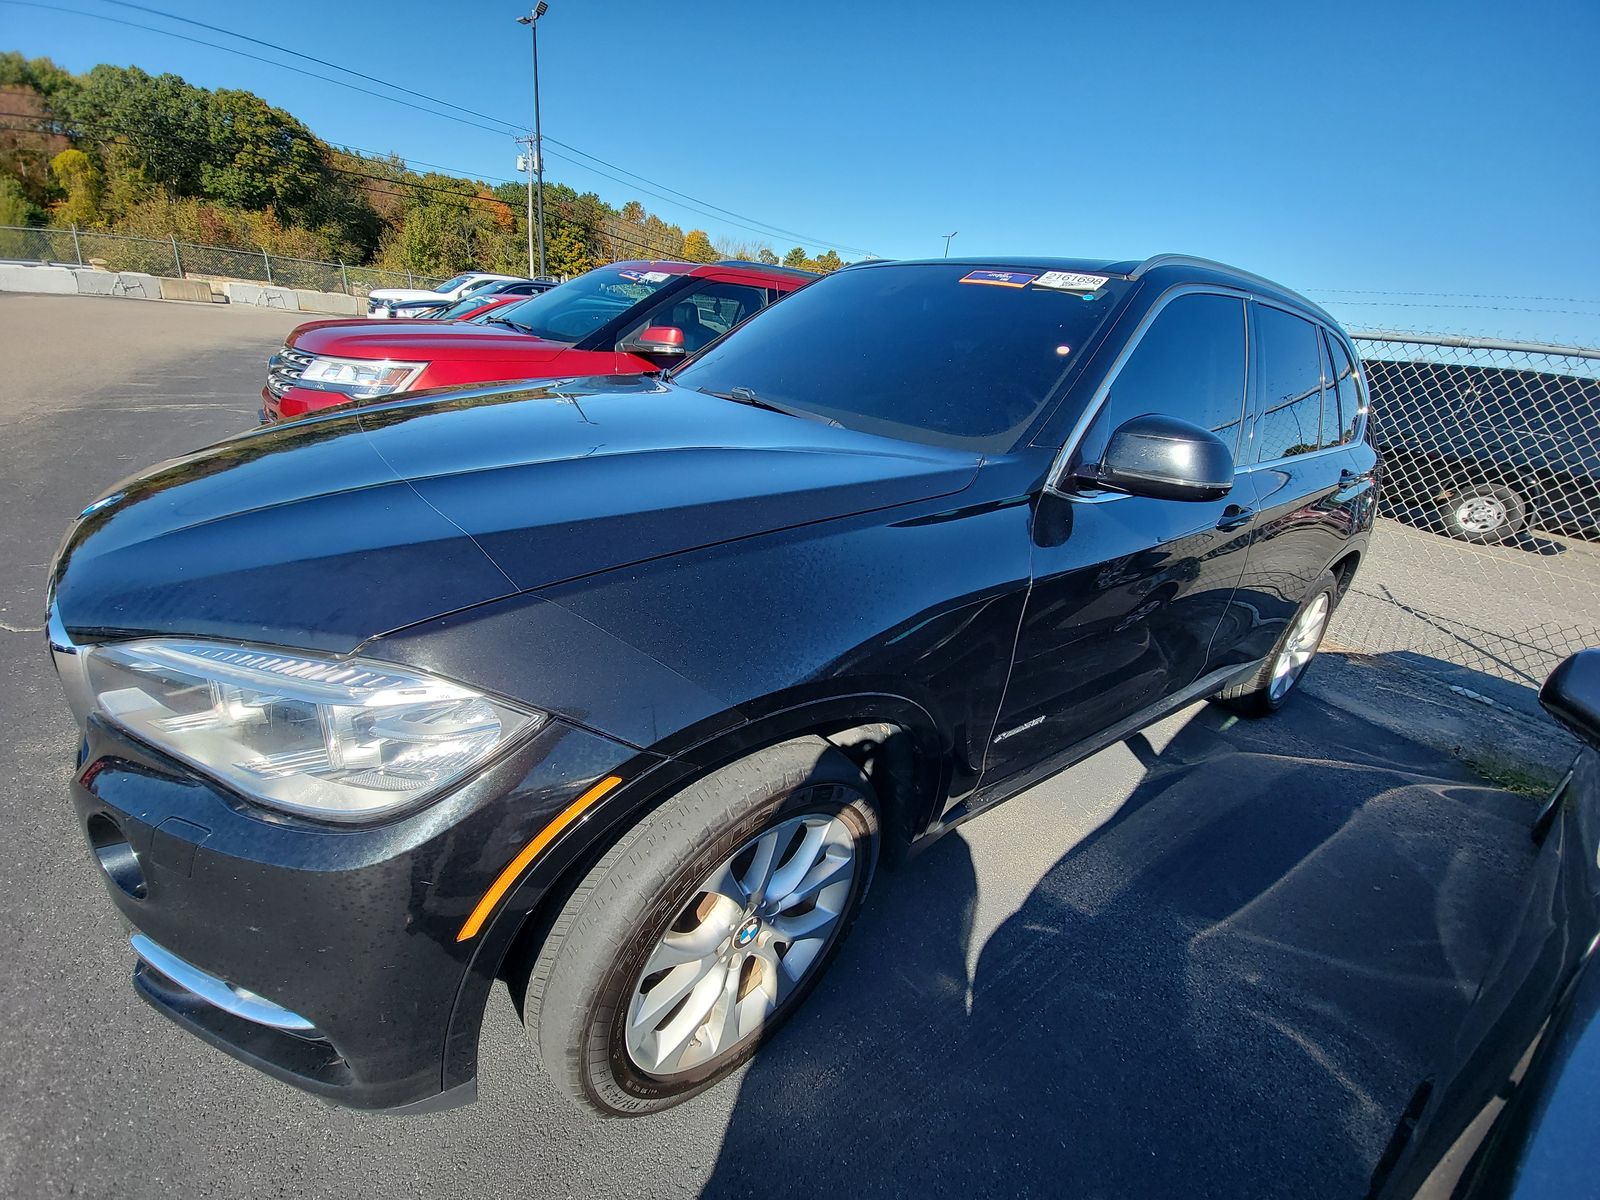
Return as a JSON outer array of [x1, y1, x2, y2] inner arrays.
[[619, 282, 768, 355], [1073, 293, 1248, 472]]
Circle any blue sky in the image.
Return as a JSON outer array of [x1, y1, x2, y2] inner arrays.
[[6, 0, 1598, 345]]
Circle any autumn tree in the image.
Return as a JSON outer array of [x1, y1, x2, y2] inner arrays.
[[681, 228, 717, 263], [48, 147, 102, 226]]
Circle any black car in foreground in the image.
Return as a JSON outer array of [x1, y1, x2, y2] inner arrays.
[[48, 254, 1378, 1116], [1368, 649, 1600, 1199]]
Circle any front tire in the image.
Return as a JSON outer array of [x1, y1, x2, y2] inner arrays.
[[521, 737, 879, 1116]]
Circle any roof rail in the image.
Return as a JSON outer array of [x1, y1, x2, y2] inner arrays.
[[1132, 254, 1336, 322], [1130, 253, 1282, 291], [713, 259, 819, 278]]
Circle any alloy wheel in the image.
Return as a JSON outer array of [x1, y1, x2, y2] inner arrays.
[[623, 812, 858, 1077], [1268, 592, 1331, 702]]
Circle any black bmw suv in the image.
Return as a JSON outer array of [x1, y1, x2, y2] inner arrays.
[[47, 254, 1376, 1117]]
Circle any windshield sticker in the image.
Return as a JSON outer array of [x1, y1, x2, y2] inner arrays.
[[640, 270, 673, 283], [1033, 271, 1110, 292], [617, 270, 647, 282], [960, 270, 1037, 288]]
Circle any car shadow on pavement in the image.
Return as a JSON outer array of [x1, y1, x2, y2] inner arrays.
[[702, 694, 1536, 1200]]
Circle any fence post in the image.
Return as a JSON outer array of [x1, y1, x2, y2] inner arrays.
[[169, 234, 184, 277], [263, 249, 273, 284], [70, 224, 83, 265], [406, 269, 414, 287], [340, 261, 350, 295]]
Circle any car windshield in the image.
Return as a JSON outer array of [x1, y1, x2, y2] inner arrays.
[[433, 273, 476, 293], [435, 295, 501, 320], [671, 262, 1131, 452], [487, 266, 681, 343]]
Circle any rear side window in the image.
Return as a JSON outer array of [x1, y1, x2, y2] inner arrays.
[[1075, 292, 1248, 466], [1253, 306, 1325, 461], [1325, 332, 1362, 444]]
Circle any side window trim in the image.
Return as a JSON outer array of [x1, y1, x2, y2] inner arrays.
[[1044, 283, 1252, 496], [1245, 299, 1362, 469], [1331, 328, 1370, 445]]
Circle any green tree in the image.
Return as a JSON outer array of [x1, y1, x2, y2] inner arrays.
[[48, 147, 103, 227], [681, 228, 717, 263], [199, 89, 324, 218], [757, 247, 778, 265], [387, 201, 476, 275], [783, 246, 808, 269], [813, 250, 845, 273], [63, 65, 211, 196], [0, 175, 39, 225], [0, 52, 77, 98]]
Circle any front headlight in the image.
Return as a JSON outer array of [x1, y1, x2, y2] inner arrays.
[[83, 640, 542, 822], [298, 355, 426, 398]]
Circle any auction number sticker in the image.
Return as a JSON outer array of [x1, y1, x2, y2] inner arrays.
[[959, 270, 1038, 288], [1033, 271, 1110, 292], [640, 270, 673, 283]]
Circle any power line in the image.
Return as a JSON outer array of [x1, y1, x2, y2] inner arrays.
[[95, 0, 523, 135], [0, 1, 519, 136], [538, 136, 876, 255], [7, 0, 877, 255]]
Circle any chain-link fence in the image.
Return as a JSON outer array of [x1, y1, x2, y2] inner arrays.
[[1330, 332, 1600, 689], [0, 224, 445, 296]]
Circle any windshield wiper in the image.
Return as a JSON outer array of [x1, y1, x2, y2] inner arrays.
[[483, 316, 530, 332], [697, 386, 841, 427]]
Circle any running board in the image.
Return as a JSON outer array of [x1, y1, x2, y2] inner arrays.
[[923, 657, 1264, 841]]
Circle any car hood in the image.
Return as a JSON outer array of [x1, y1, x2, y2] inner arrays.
[[50, 376, 982, 654], [366, 287, 449, 304], [291, 319, 572, 364]]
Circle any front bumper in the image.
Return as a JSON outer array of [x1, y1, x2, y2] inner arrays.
[[259, 381, 362, 424], [68, 710, 640, 1110]]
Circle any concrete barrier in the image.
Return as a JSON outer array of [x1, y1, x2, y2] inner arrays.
[[223, 282, 301, 310], [159, 277, 215, 304], [293, 289, 359, 315], [0, 264, 78, 294], [112, 272, 160, 299], [72, 271, 119, 296]]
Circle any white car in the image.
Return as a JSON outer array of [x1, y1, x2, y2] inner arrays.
[[365, 272, 523, 318]]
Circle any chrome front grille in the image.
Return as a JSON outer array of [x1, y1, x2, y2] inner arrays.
[[265, 345, 315, 399]]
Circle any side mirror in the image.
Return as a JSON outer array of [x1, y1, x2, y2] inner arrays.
[[619, 325, 687, 357], [1540, 649, 1600, 751], [1072, 412, 1234, 502]]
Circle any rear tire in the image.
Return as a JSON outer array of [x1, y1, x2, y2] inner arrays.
[[520, 737, 879, 1116], [1440, 483, 1527, 543], [1215, 571, 1339, 717]]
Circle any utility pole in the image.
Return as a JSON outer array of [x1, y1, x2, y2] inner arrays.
[[942, 231, 958, 257], [516, 3, 550, 279]]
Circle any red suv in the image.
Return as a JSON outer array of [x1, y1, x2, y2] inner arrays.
[[262, 260, 814, 422]]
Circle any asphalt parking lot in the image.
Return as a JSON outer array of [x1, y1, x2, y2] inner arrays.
[[0, 294, 1547, 1199]]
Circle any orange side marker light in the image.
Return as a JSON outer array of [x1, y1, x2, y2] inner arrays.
[[456, 775, 622, 942]]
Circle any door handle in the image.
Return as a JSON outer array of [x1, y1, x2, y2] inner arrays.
[[1339, 468, 1370, 486], [1216, 505, 1255, 531]]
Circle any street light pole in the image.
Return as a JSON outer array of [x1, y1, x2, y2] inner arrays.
[[516, 3, 550, 279], [942, 231, 958, 257]]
